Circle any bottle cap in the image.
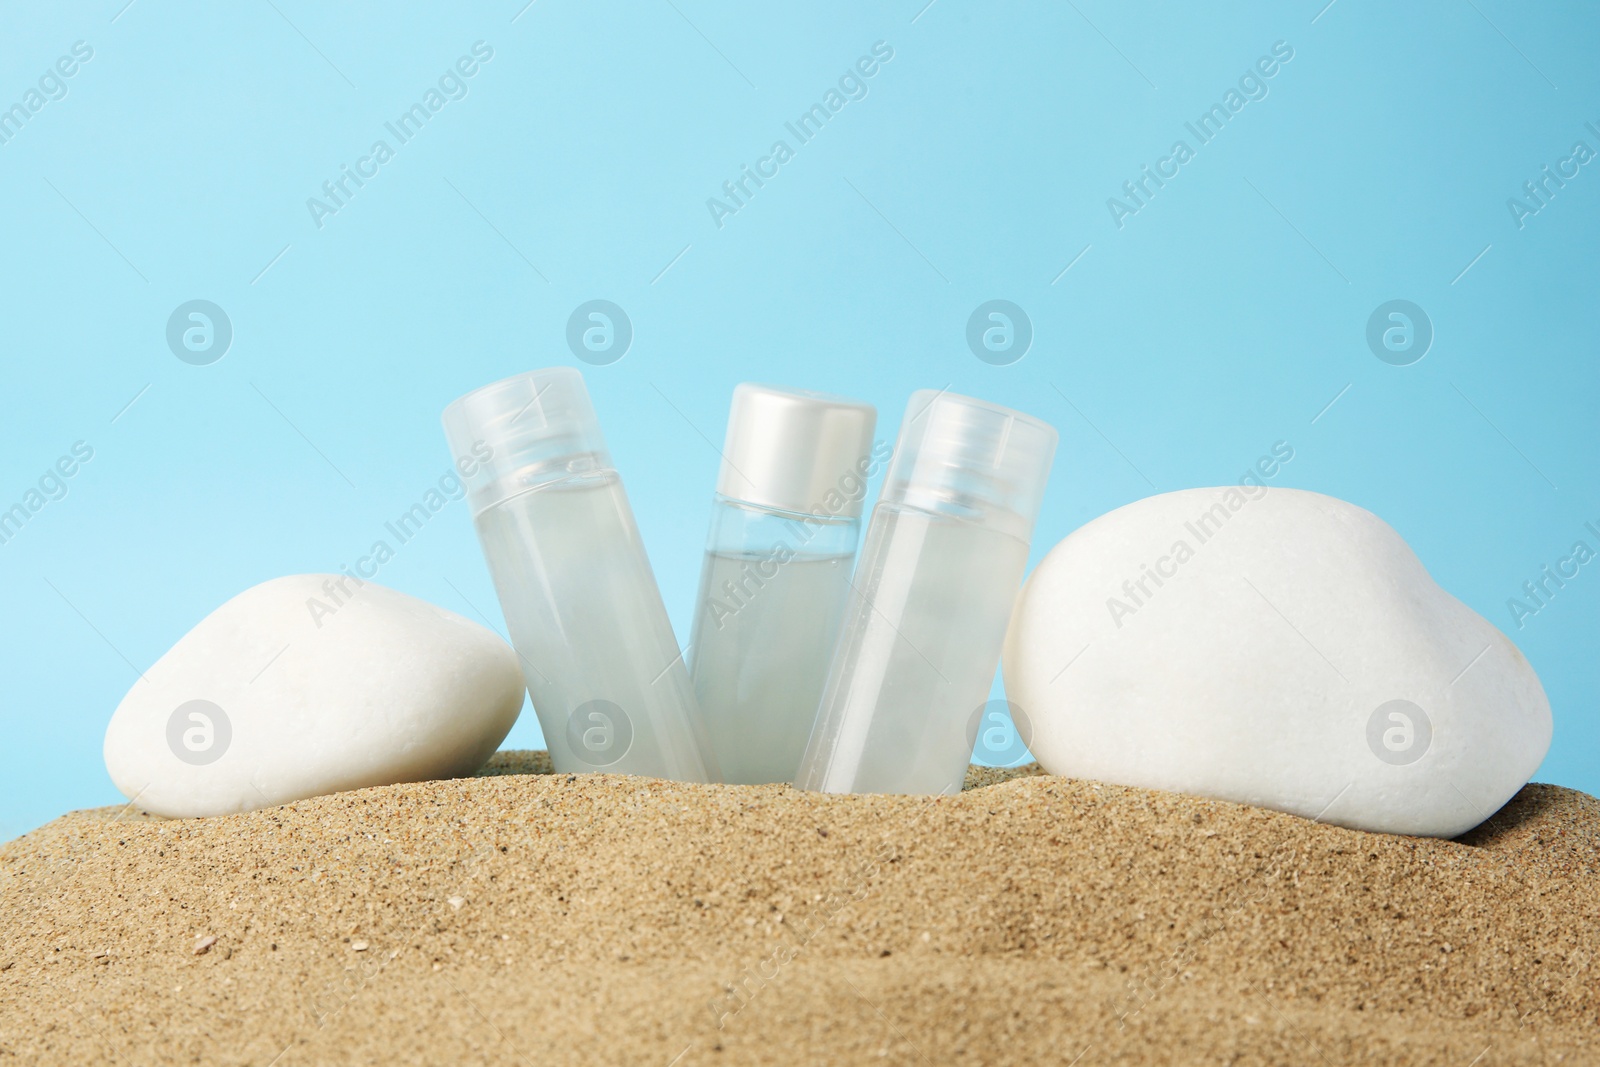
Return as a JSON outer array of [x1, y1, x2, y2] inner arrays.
[[717, 383, 878, 518], [442, 367, 611, 516], [882, 390, 1057, 531]]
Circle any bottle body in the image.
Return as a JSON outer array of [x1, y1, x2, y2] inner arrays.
[[794, 500, 1031, 795], [473, 468, 713, 780], [688, 496, 859, 784], [794, 388, 1057, 796]]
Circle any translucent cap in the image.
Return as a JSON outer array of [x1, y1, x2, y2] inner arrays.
[[882, 390, 1058, 531], [716, 384, 877, 518], [441, 367, 611, 516]]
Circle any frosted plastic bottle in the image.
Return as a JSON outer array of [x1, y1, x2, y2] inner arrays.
[[442, 368, 716, 782], [794, 390, 1057, 796], [687, 384, 879, 784]]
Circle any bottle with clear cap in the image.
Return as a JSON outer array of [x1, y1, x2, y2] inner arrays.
[[441, 367, 716, 782], [794, 390, 1058, 796], [687, 384, 881, 784]]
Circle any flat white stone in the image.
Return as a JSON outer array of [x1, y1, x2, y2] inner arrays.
[[104, 575, 525, 818], [1004, 487, 1551, 838]]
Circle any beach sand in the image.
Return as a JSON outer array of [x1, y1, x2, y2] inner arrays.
[[1, 751, 1596, 1065]]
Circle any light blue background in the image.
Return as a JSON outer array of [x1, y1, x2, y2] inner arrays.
[[2, 0, 1594, 840]]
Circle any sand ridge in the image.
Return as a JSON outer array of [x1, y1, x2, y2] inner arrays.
[[1, 752, 1596, 1065]]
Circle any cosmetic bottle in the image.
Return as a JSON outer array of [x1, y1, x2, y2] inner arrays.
[[687, 384, 879, 784], [794, 390, 1057, 796], [442, 367, 715, 781]]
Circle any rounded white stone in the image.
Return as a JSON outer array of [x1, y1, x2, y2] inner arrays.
[[1003, 488, 1551, 838], [104, 575, 525, 817]]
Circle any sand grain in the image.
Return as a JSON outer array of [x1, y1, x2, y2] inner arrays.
[[2, 752, 1596, 1065]]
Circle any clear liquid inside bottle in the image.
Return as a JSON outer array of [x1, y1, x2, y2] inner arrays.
[[474, 469, 713, 780], [689, 499, 859, 783], [796, 501, 1033, 796]]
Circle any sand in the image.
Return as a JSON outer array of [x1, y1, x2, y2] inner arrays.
[[1, 752, 1596, 1066]]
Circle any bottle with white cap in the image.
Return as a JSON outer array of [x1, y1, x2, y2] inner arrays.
[[795, 390, 1057, 796], [687, 383, 881, 784], [441, 367, 716, 782]]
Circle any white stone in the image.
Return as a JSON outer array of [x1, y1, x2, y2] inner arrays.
[[104, 575, 525, 818], [1003, 487, 1551, 838]]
